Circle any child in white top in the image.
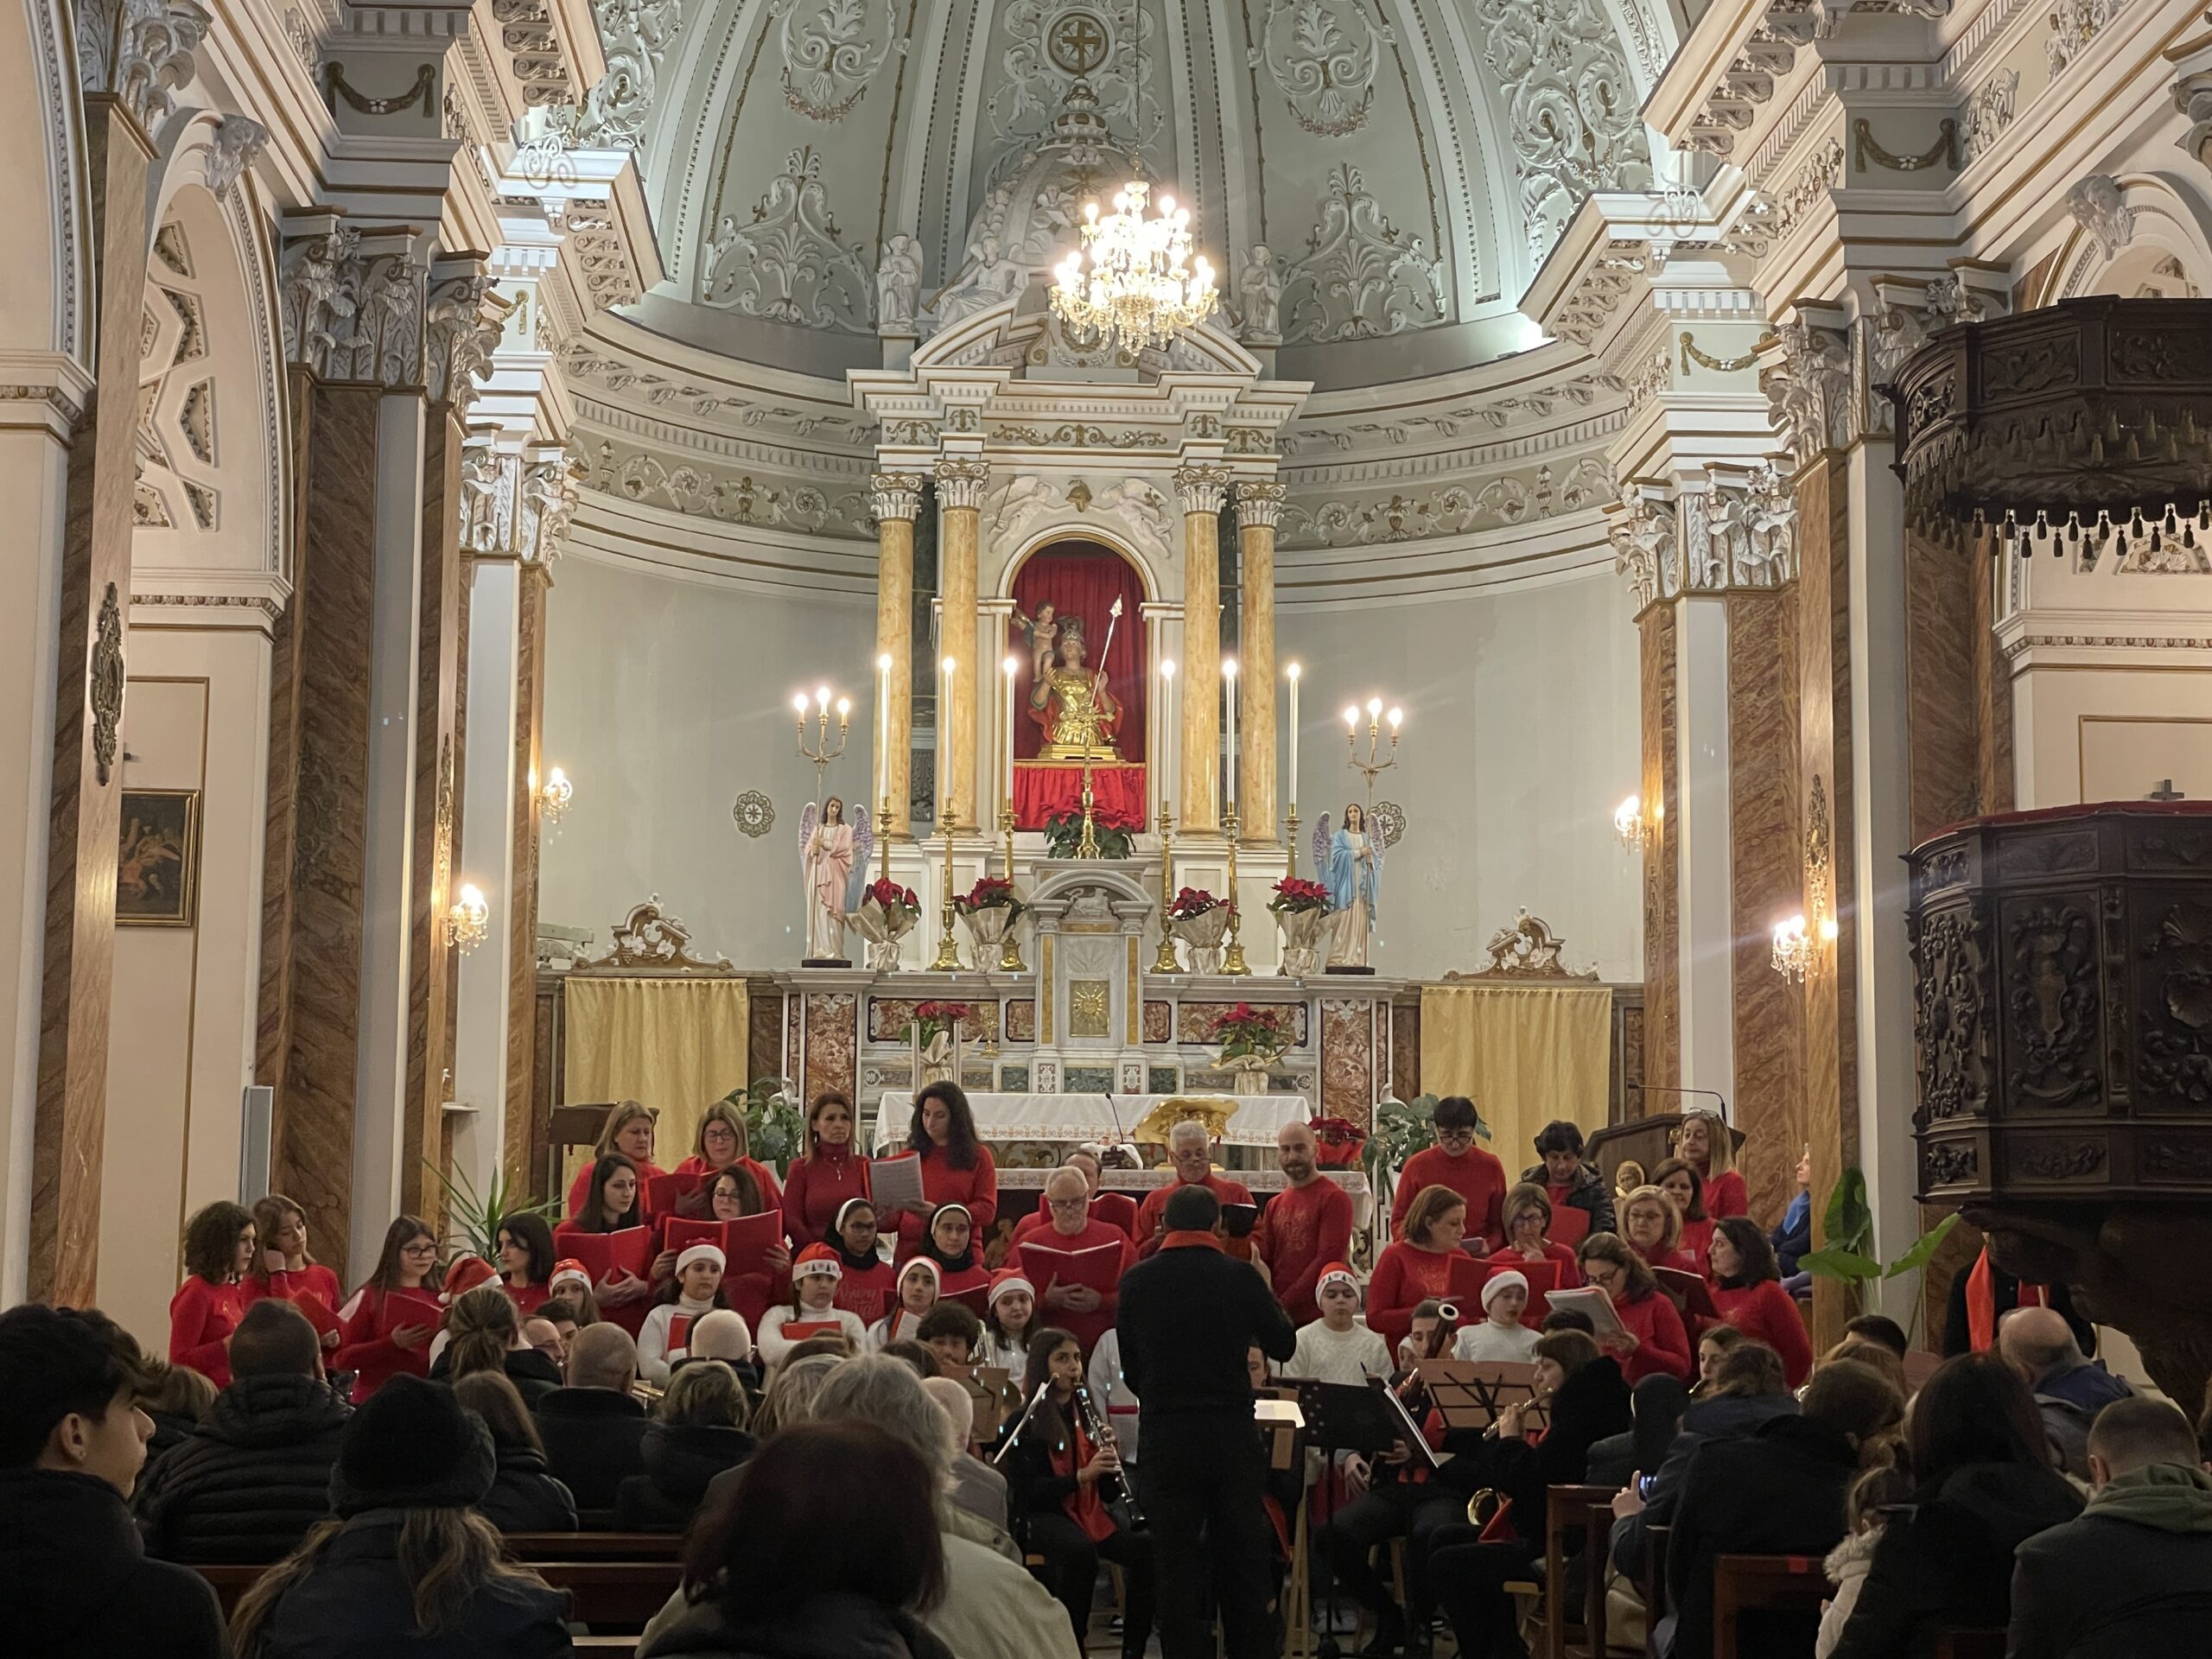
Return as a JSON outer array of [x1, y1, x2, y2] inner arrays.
[[867, 1255, 942, 1350], [637, 1244, 732, 1383], [1452, 1268, 1541, 1363], [1287, 1263, 1393, 1384], [1086, 1327, 1141, 1466], [980, 1269, 1036, 1375], [757, 1243, 866, 1365]]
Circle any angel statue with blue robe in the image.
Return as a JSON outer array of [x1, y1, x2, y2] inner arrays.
[[1313, 803, 1382, 969], [798, 797, 871, 963]]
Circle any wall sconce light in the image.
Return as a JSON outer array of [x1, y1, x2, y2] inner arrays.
[[1772, 775, 1839, 981], [1771, 913, 1812, 981], [447, 882, 490, 954], [536, 765, 573, 825], [1614, 794, 1648, 850]]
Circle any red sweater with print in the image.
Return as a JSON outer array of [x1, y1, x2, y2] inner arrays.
[[168, 1278, 245, 1388], [1255, 1178, 1355, 1325], [1020, 1217, 1134, 1351], [1134, 1173, 1255, 1259], [782, 1142, 871, 1247], [832, 1256, 899, 1325], [1390, 1145, 1509, 1249], [1713, 1280, 1813, 1387], [1365, 1241, 1461, 1353]]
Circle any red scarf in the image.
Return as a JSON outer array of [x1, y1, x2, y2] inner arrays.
[[1965, 1248, 2047, 1353], [1050, 1401, 1118, 1543]]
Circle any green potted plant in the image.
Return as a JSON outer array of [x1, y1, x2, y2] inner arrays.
[[1799, 1165, 1960, 1338]]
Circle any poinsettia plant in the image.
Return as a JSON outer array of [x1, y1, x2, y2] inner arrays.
[[862, 877, 922, 918], [1309, 1115, 1370, 1169], [1268, 877, 1332, 915], [1042, 810, 1137, 860], [955, 875, 1026, 922], [910, 1000, 976, 1046], [1207, 1001, 1293, 1061], [1167, 885, 1227, 920]]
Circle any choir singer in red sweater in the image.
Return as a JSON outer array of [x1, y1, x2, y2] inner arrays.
[[1386, 1095, 1505, 1249], [1254, 1121, 1354, 1325], [1133, 1121, 1255, 1258]]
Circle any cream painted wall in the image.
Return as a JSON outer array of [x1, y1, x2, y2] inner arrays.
[[102, 630, 272, 1352], [540, 549, 1643, 982]]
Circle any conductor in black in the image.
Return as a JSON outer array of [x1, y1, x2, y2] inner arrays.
[[1116, 1183, 1299, 1659]]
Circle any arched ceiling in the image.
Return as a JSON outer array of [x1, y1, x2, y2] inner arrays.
[[624, 0, 1675, 389]]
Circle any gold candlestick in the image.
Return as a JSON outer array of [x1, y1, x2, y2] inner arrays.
[[929, 801, 964, 971], [1285, 803, 1300, 880], [879, 791, 895, 887], [1222, 806, 1252, 976], [997, 806, 1027, 972], [1152, 803, 1183, 974]]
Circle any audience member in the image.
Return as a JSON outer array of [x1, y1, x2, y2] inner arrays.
[[1588, 1371, 1691, 1490], [533, 1321, 650, 1516], [1577, 1231, 1693, 1383], [1691, 1324, 1745, 1395], [1454, 1270, 1541, 1362], [1284, 1262, 1391, 1382], [522, 1317, 567, 1377], [1611, 1340, 1796, 1582], [636, 1421, 958, 1659], [431, 1283, 562, 1406], [451, 1371, 576, 1533], [1389, 1095, 1507, 1248], [136, 1298, 350, 1563], [1819, 1336, 1909, 1405], [1815, 1465, 1912, 1659], [1999, 1305, 2133, 1478], [139, 1359, 218, 1476], [922, 1374, 1011, 1533], [749, 1351, 842, 1438], [617, 1360, 757, 1533], [1841, 1313, 1909, 1357], [170, 1199, 257, 1389], [883, 1337, 941, 1377], [1665, 1357, 1904, 1659], [0, 1304, 228, 1659], [1368, 1185, 1474, 1352], [1133, 1120, 1256, 1258], [1255, 1121, 1356, 1325], [1771, 1148, 1813, 1291], [1707, 1217, 1814, 1387], [1827, 1353, 2083, 1659], [1523, 1119, 1618, 1237], [2010, 1395, 2212, 1659], [1943, 1244, 2094, 1357], [680, 1308, 759, 1391], [229, 1373, 568, 1658]]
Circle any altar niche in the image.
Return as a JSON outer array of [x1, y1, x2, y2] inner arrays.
[[1008, 539, 1148, 834]]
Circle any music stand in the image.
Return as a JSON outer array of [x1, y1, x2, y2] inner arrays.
[[1415, 1360, 1551, 1433]]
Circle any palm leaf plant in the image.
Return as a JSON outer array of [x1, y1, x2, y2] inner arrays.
[[1799, 1165, 1961, 1340], [425, 1159, 561, 1261]]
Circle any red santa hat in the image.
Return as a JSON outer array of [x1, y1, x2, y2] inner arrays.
[[793, 1243, 843, 1282], [440, 1254, 498, 1305], [548, 1258, 592, 1294], [1480, 1269, 1530, 1313], [988, 1268, 1034, 1308], [1316, 1262, 1359, 1298], [675, 1243, 727, 1275], [899, 1256, 943, 1292]]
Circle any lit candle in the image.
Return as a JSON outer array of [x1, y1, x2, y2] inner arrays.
[[1159, 658, 1176, 812], [1223, 658, 1239, 818], [1286, 662, 1300, 810], [940, 656, 956, 823], [1002, 656, 1018, 820], [875, 653, 892, 806]]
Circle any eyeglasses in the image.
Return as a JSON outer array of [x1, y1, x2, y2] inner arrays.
[[402, 1241, 438, 1255], [1435, 1128, 1476, 1145], [1047, 1197, 1088, 1211]]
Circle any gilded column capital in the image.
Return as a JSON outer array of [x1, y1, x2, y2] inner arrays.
[[1175, 462, 1231, 517], [933, 457, 990, 512], [870, 471, 927, 523], [1235, 480, 1287, 530]]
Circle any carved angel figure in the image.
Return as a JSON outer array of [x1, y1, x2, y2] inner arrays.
[[1314, 804, 1382, 969], [798, 797, 872, 961]]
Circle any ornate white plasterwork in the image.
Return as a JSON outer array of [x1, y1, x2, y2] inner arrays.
[[986, 473, 1175, 562], [779, 0, 901, 122], [77, 0, 210, 136], [1610, 464, 1797, 611], [1280, 165, 1450, 343], [702, 147, 874, 331], [1283, 373, 1624, 454], [1277, 456, 1616, 549], [424, 270, 506, 410], [1260, 0, 1384, 137], [1760, 318, 1852, 468], [1868, 275, 1986, 397], [464, 439, 587, 564], [2067, 174, 2135, 260], [202, 113, 268, 198], [1960, 70, 2019, 166], [577, 0, 683, 149], [2047, 0, 2127, 79], [984, 2, 1160, 172], [581, 434, 870, 536], [559, 344, 874, 445], [279, 224, 428, 386]]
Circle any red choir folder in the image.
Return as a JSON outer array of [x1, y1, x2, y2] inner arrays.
[[1020, 1240, 1125, 1297], [784, 1319, 846, 1341], [552, 1224, 652, 1283], [667, 1313, 696, 1351], [290, 1294, 343, 1341], [944, 1280, 990, 1316], [663, 1212, 783, 1280], [1446, 1252, 1493, 1307], [645, 1172, 704, 1218], [1654, 1266, 1719, 1319], [1548, 1206, 1591, 1248]]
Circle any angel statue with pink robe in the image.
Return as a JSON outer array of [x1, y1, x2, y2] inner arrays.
[[798, 797, 871, 963]]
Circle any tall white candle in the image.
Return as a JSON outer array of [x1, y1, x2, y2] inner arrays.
[[939, 656, 956, 823], [1286, 662, 1300, 809], [1002, 657, 1017, 818], [1160, 658, 1176, 814], [1223, 658, 1239, 817], [876, 653, 892, 806]]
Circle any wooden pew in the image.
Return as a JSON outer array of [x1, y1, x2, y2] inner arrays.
[[195, 1564, 264, 1620], [194, 1556, 683, 1631], [1543, 1484, 1619, 1659], [1711, 1554, 1834, 1659], [1935, 1631, 2007, 1659], [505, 1531, 682, 1561]]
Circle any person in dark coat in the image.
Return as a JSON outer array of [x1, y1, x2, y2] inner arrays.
[[617, 1361, 758, 1533], [1587, 1372, 1691, 1491], [1428, 1330, 1635, 1659], [1942, 1249, 2094, 1357], [533, 1322, 650, 1519], [1829, 1354, 2083, 1659], [139, 1360, 218, 1482], [1997, 1306, 2133, 1478], [0, 1304, 229, 1659], [429, 1341, 564, 1408], [1661, 1357, 1904, 1659], [229, 1374, 571, 1659], [136, 1298, 350, 1563], [1116, 1182, 1297, 1659], [1522, 1120, 1618, 1238], [2010, 1396, 2212, 1659], [452, 1372, 576, 1533]]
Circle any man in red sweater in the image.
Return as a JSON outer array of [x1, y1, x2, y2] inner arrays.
[[1011, 1147, 1141, 1246], [1134, 1122, 1255, 1258], [1388, 1095, 1505, 1249], [1255, 1121, 1354, 1325], [1013, 1167, 1134, 1351]]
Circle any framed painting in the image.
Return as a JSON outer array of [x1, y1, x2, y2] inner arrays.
[[118, 789, 201, 927]]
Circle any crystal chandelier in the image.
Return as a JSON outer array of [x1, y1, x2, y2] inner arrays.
[[1050, 181, 1217, 355]]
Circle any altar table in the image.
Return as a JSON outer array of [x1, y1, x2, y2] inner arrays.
[[872, 1090, 1313, 1153]]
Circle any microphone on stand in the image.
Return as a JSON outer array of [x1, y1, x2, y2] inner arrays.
[[1625, 1084, 1731, 1125]]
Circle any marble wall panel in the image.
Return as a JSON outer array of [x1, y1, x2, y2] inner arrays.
[[1638, 607, 1680, 1103], [803, 991, 858, 1106], [1319, 998, 1375, 1123], [1904, 525, 1984, 840], [748, 985, 785, 1084], [1176, 1000, 1311, 1046], [503, 565, 550, 1192], [1392, 996, 1420, 1101]]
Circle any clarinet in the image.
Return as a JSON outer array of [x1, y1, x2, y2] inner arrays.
[[1072, 1382, 1147, 1532]]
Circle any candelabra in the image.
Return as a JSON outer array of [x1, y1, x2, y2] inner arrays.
[[1152, 802, 1183, 974], [880, 791, 895, 886], [1343, 696, 1404, 825], [794, 685, 851, 798], [996, 805, 1027, 971], [1221, 806, 1252, 976], [929, 796, 964, 972], [1285, 803, 1300, 880]]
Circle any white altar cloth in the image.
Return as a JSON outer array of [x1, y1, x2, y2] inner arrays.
[[872, 1091, 1314, 1153]]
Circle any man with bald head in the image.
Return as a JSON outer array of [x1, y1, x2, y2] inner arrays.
[[2000, 1304, 2132, 1478], [1253, 1120, 1355, 1324], [1133, 1121, 1255, 1259], [1018, 1166, 1135, 1351], [1013, 1147, 1141, 1247]]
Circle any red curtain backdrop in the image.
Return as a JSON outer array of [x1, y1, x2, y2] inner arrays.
[[1007, 541, 1147, 764], [1012, 764, 1147, 830]]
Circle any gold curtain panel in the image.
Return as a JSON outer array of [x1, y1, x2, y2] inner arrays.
[[563, 977, 754, 1187], [1418, 983, 1614, 1169]]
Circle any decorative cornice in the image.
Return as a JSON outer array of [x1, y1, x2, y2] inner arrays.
[[932, 457, 990, 512], [1174, 462, 1231, 516], [76, 0, 210, 137], [1236, 480, 1287, 530], [869, 471, 926, 523], [1611, 463, 1798, 613], [1852, 118, 1959, 175]]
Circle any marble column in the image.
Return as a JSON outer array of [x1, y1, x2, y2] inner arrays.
[[1637, 605, 1681, 1103], [1177, 464, 1230, 834], [872, 473, 925, 836], [935, 459, 988, 829], [30, 48, 188, 1301], [1673, 593, 1736, 1114], [1236, 481, 1284, 840]]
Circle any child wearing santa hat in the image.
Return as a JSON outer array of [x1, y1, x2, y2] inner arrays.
[[1286, 1263, 1392, 1384], [1451, 1268, 1541, 1362], [423, 1255, 503, 1368], [757, 1243, 867, 1365], [637, 1243, 732, 1383], [982, 1268, 1038, 1372], [868, 1256, 943, 1351]]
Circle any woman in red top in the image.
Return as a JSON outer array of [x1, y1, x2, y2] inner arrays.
[[241, 1194, 343, 1352], [1493, 1183, 1585, 1288], [1575, 1232, 1692, 1383], [780, 1090, 869, 1247], [563, 1100, 668, 1218], [1707, 1217, 1813, 1387], [1619, 1184, 1700, 1275], [702, 1163, 795, 1326], [556, 1152, 655, 1333], [910, 1202, 989, 1306], [887, 1082, 998, 1256], [1652, 1157, 1716, 1269], [674, 1101, 786, 1217], [1366, 1185, 1470, 1353], [827, 1197, 897, 1324], [1678, 1108, 1748, 1219], [493, 1211, 556, 1316], [170, 1201, 256, 1387], [334, 1216, 444, 1400]]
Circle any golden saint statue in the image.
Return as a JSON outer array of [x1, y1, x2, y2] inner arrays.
[[1028, 616, 1121, 760]]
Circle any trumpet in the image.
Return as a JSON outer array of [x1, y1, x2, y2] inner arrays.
[[1072, 1382, 1147, 1532]]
